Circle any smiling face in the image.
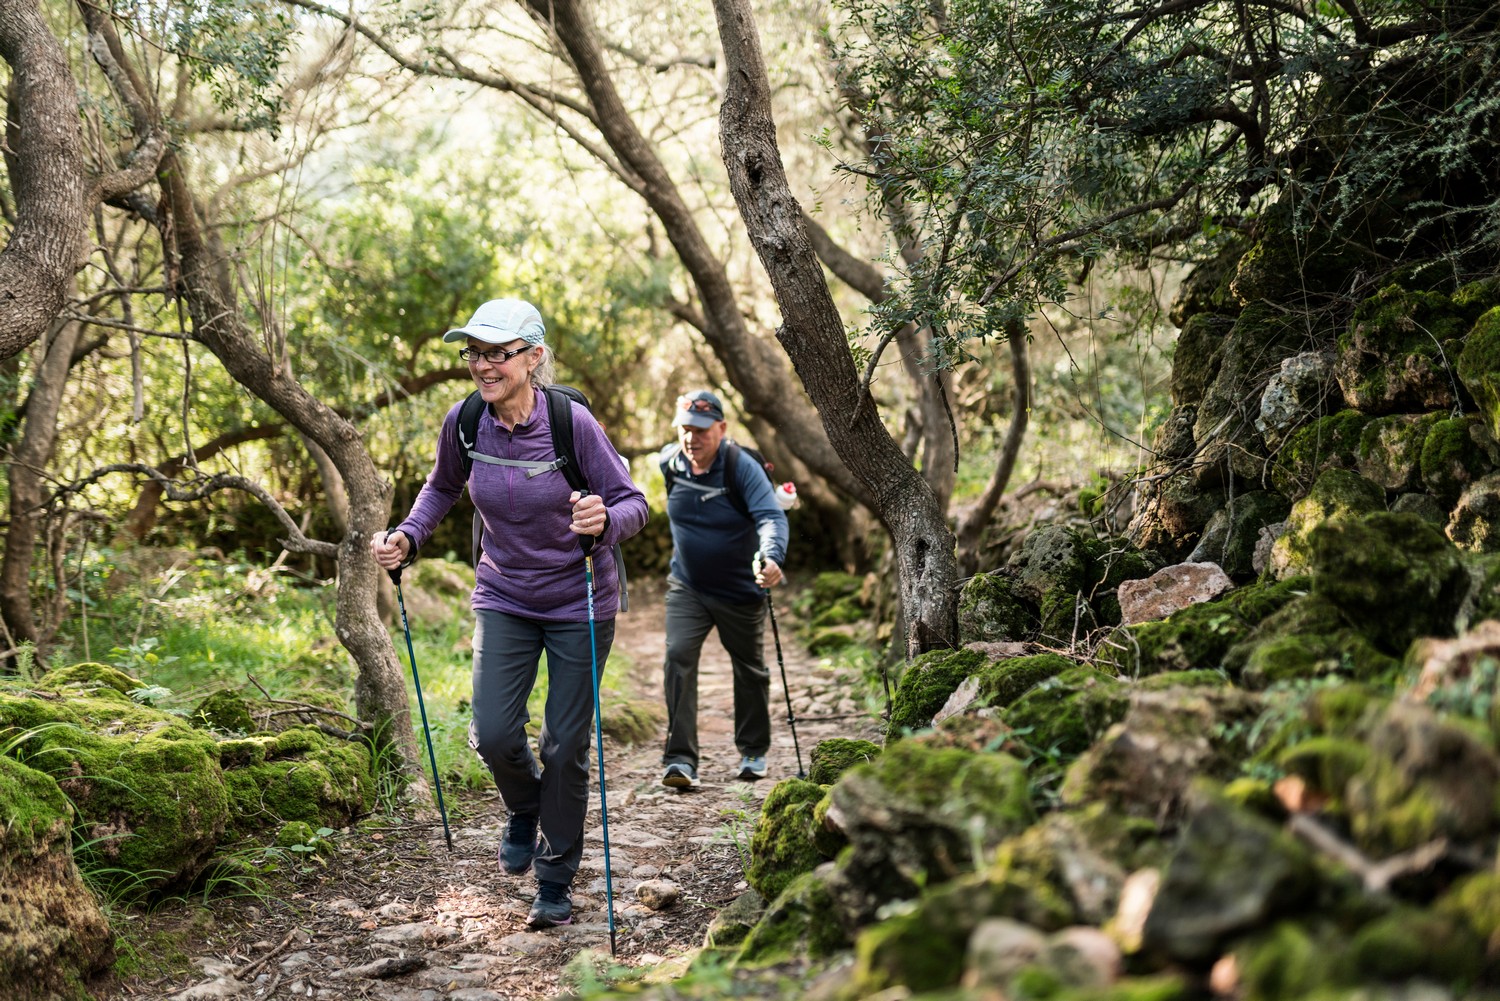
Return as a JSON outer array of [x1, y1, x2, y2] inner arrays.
[[677, 419, 727, 474], [467, 338, 540, 411]]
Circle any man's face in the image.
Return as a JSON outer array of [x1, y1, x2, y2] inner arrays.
[[677, 420, 727, 472]]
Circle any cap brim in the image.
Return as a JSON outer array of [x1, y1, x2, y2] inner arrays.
[[672, 411, 720, 429], [443, 326, 511, 345]]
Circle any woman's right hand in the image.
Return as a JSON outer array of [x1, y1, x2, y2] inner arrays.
[[370, 529, 410, 570]]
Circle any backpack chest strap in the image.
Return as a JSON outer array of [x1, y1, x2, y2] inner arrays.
[[672, 477, 726, 502], [468, 450, 569, 479]]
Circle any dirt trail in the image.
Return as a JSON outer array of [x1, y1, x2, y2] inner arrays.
[[95, 580, 880, 1001]]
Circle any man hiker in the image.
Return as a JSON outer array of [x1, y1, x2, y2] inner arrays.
[[658, 390, 790, 788]]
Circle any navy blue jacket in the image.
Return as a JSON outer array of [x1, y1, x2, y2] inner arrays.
[[662, 441, 789, 603]]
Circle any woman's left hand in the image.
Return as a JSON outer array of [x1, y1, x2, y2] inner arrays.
[[569, 491, 608, 537]]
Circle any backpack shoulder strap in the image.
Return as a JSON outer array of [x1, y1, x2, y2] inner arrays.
[[545, 386, 589, 494], [457, 390, 487, 477], [721, 441, 750, 519], [659, 442, 682, 496]]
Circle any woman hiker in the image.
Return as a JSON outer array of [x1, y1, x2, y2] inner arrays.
[[370, 298, 648, 929]]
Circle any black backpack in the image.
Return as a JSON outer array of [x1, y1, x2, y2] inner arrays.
[[457, 385, 629, 611], [660, 439, 774, 519]]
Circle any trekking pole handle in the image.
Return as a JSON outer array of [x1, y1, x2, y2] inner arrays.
[[574, 490, 596, 557]]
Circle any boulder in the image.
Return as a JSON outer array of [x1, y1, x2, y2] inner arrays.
[[1269, 468, 1386, 579], [806, 738, 880, 786], [957, 570, 1036, 645], [0, 755, 112, 997], [1447, 472, 1500, 552], [1335, 285, 1472, 415], [1142, 791, 1316, 963], [887, 648, 988, 736], [745, 778, 827, 902], [1257, 351, 1339, 449], [1117, 562, 1235, 626], [1187, 492, 1290, 580], [1456, 304, 1500, 439], [1357, 413, 1443, 492], [1270, 410, 1374, 499]]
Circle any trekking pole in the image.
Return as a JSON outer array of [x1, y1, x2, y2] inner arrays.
[[579, 499, 618, 956], [388, 567, 453, 853], [755, 553, 805, 778]]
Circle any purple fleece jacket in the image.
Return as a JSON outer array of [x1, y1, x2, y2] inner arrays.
[[395, 386, 648, 621]]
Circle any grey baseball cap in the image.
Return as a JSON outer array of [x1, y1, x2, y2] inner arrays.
[[442, 299, 545, 346]]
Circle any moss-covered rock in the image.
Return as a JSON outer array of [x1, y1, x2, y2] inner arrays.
[[34, 662, 143, 701], [219, 725, 373, 837], [1080, 537, 1163, 626], [1457, 305, 1500, 439], [745, 778, 827, 902], [1142, 790, 1317, 963], [1357, 412, 1443, 492], [1343, 907, 1485, 985], [1269, 468, 1386, 579], [1345, 701, 1500, 855], [1008, 526, 1090, 602], [957, 570, 1036, 644], [888, 648, 988, 736], [1446, 472, 1500, 553], [734, 869, 847, 967], [1237, 632, 1400, 689], [0, 754, 112, 997], [0, 692, 228, 892], [1000, 668, 1129, 759], [1171, 313, 1233, 406], [1309, 511, 1469, 653], [1419, 414, 1495, 505], [1270, 412, 1376, 500], [1098, 576, 1310, 677], [974, 654, 1078, 709], [191, 690, 255, 734], [1126, 471, 1226, 562], [1232, 920, 1344, 1001], [824, 739, 1035, 917], [810, 596, 867, 628], [806, 628, 857, 656], [1435, 869, 1500, 948], [702, 889, 765, 951], [1336, 285, 1471, 415], [808, 738, 881, 786]]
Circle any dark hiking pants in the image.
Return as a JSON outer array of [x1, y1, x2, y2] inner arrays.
[[661, 576, 770, 770], [469, 608, 614, 885]]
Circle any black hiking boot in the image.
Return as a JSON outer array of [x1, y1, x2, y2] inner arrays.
[[498, 812, 538, 875], [527, 879, 573, 928]]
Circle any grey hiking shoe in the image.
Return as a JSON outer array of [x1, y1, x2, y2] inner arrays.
[[527, 879, 573, 928], [498, 812, 538, 874], [661, 762, 699, 789], [738, 755, 768, 781]]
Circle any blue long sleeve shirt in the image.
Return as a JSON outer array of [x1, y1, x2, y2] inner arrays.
[[396, 387, 648, 621], [663, 441, 789, 604]]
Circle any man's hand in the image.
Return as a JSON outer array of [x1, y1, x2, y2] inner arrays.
[[753, 555, 783, 589]]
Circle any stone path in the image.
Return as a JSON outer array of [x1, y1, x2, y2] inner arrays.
[[95, 579, 881, 1000]]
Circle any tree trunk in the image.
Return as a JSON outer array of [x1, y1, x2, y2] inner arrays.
[[0, 0, 90, 362], [711, 0, 959, 656], [521, 0, 866, 506], [0, 318, 83, 667], [156, 153, 427, 793]]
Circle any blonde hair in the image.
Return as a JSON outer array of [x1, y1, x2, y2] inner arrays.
[[529, 345, 556, 388]]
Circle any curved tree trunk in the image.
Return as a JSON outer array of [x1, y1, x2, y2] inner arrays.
[[955, 318, 1031, 573], [0, 318, 83, 667], [156, 153, 426, 793], [521, 0, 866, 505], [0, 0, 90, 362], [711, 0, 958, 655]]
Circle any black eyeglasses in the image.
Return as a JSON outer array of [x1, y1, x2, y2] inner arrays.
[[460, 345, 532, 365], [679, 397, 718, 413]]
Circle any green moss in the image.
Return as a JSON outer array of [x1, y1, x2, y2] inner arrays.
[[0, 692, 228, 892], [1344, 907, 1484, 983], [34, 662, 143, 701], [1271, 469, 1387, 579], [745, 778, 827, 901], [811, 596, 867, 628], [702, 889, 765, 951], [1000, 668, 1128, 758], [851, 904, 967, 995], [734, 871, 847, 967], [851, 739, 1035, 835], [1356, 413, 1442, 492], [1309, 512, 1468, 653], [808, 738, 880, 785], [1038, 588, 1092, 643], [807, 571, 863, 607], [1277, 737, 1370, 802], [1435, 870, 1500, 944], [1419, 415, 1493, 504], [1339, 285, 1471, 414], [1236, 921, 1341, 1001], [191, 690, 255, 734], [1048, 975, 1189, 1001], [1136, 669, 1229, 690], [1237, 632, 1399, 689], [958, 571, 1037, 644], [806, 629, 857, 656], [600, 695, 661, 746], [221, 725, 372, 837], [1271, 411, 1374, 497], [1458, 305, 1500, 439], [974, 654, 1077, 709], [888, 649, 988, 736], [1099, 576, 1310, 677]]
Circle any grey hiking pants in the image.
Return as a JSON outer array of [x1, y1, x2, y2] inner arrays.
[[661, 576, 770, 770], [469, 608, 614, 885]]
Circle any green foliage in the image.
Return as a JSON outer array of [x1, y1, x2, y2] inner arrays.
[[168, 1, 294, 133]]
